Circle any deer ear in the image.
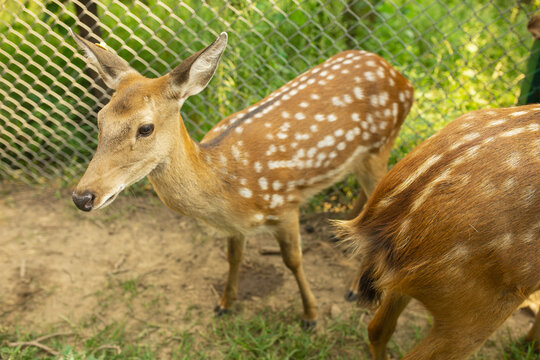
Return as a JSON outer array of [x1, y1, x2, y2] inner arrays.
[[168, 32, 228, 100], [71, 29, 137, 89]]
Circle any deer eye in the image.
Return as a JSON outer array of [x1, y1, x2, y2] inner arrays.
[[137, 124, 154, 138]]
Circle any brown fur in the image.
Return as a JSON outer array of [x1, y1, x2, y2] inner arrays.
[[337, 105, 540, 359]]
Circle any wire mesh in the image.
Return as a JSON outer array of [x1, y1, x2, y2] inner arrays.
[[0, 0, 537, 200]]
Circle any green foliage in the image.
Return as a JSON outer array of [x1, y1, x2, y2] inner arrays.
[[0, 0, 536, 191]]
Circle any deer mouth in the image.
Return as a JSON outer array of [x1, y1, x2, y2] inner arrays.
[[93, 184, 125, 210], [96, 192, 119, 210]]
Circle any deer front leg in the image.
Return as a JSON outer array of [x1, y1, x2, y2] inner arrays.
[[215, 234, 246, 316], [274, 211, 318, 329]]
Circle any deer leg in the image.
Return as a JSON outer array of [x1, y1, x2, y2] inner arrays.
[[526, 309, 540, 352], [274, 211, 318, 329], [345, 155, 389, 301], [367, 292, 411, 360], [402, 295, 522, 360], [215, 234, 246, 315]]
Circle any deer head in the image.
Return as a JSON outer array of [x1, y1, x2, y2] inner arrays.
[[71, 31, 228, 211]]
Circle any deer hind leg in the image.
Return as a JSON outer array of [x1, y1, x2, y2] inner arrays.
[[215, 234, 246, 315], [274, 210, 318, 329], [345, 152, 390, 302], [367, 292, 411, 360], [402, 294, 523, 360], [526, 309, 540, 352]]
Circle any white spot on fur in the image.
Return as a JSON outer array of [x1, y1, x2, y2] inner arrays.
[[310, 93, 320, 100], [487, 118, 506, 127], [258, 177, 268, 190], [511, 110, 528, 117], [300, 102, 309, 108], [352, 113, 360, 122], [266, 144, 277, 156], [254, 161, 262, 173], [315, 114, 325, 122], [317, 135, 335, 148], [270, 194, 284, 208], [364, 71, 375, 81], [500, 127, 526, 138], [295, 112, 306, 120], [353, 87, 364, 100], [232, 145, 241, 161], [295, 133, 310, 141], [254, 214, 264, 221], [239, 188, 252, 198], [327, 114, 337, 122], [332, 97, 345, 107], [527, 123, 539, 132], [334, 128, 344, 137], [390, 154, 443, 199], [379, 92, 388, 106]]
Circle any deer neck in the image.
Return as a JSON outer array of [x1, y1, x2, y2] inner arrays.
[[147, 115, 229, 220]]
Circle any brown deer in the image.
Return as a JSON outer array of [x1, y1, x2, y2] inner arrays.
[[70, 31, 414, 328], [336, 105, 540, 358]]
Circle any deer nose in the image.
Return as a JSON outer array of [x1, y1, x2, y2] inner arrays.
[[72, 190, 95, 212]]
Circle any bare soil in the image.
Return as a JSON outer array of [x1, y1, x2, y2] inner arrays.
[[0, 182, 537, 358]]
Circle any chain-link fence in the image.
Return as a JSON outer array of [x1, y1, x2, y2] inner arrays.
[[0, 1, 537, 199]]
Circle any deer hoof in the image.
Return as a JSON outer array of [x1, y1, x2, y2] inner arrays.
[[301, 319, 317, 331], [345, 290, 358, 302], [214, 305, 231, 316]]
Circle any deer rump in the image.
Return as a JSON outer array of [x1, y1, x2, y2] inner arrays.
[[339, 106, 540, 310]]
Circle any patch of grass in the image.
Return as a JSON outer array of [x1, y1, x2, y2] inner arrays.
[[1, 305, 539, 359]]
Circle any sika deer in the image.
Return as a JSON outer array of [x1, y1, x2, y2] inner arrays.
[[337, 105, 540, 358], [70, 31, 414, 327]]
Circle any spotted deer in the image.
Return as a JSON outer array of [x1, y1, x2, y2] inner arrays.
[[70, 31, 414, 327], [336, 105, 540, 359]]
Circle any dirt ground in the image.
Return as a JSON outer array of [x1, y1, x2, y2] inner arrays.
[[0, 182, 538, 358]]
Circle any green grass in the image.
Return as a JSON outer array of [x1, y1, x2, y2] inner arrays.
[[1, 306, 538, 359]]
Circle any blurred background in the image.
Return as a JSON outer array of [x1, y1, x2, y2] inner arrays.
[[0, 0, 538, 207]]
